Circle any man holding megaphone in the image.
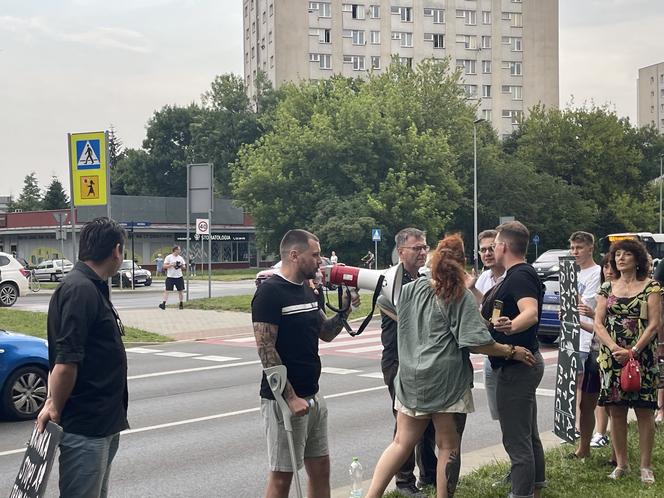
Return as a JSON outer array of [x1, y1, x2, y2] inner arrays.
[[252, 229, 360, 498]]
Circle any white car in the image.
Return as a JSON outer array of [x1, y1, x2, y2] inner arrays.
[[33, 259, 73, 282], [0, 252, 30, 307]]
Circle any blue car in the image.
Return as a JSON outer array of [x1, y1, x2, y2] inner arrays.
[[0, 330, 49, 420], [538, 280, 560, 343]]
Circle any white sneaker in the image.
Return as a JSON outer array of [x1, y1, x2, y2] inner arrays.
[[590, 433, 609, 448]]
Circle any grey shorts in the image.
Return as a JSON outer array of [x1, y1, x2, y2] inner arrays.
[[260, 395, 329, 472]]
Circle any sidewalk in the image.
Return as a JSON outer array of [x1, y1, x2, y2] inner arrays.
[[118, 308, 253, 341]]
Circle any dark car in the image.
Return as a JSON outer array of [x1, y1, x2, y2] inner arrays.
[[538, 280, 560, 343], [112, 260, 153, 288], [0, 330, 49, 420], [532, 249, 570, 280]]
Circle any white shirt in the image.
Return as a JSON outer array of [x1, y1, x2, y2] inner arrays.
[[475, 269, 506, 296], [577, 264, 601, 353], [165, 254, 186, 278], [330, 255, 338, 264]]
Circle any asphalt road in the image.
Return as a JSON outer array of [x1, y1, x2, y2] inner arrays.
[[0, 335, 560, 498], [13, 280, 257, 312]]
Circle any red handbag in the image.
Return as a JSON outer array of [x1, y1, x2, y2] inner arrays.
[[620, 351, 641, 392]]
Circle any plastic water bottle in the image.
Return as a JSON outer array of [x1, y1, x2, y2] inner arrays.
[[349, 457, 363, 498]]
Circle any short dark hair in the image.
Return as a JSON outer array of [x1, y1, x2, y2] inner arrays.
[[496, 221, 529, 257], [280, 229, 319, 258], [478, 229, 497, 243], [395, 228, 426, 248], [78, 217, 126, 263], [609, 239, 650, 280], [569, 231, 594, 246], [172, 245, 180, 252]]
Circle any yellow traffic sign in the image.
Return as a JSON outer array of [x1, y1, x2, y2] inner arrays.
[[69, 132, 107, 206]]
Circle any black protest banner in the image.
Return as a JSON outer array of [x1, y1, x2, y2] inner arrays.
[[554, 256, 580, 443], [10, 422, 63, 498]]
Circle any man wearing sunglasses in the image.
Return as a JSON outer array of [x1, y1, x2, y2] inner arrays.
[[379, 227, 437, 497]]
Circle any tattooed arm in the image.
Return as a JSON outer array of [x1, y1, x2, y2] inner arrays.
[[253, 321, 309, 417]]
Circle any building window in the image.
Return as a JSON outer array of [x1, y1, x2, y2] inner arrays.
[[503, 61, 522, 76], [482, 85, 491, 98], [502, 36, 522, 51], [502, 85, 522, 100], [352, 30, 366, 45], [456, 9, 476, 25], [320, 54, 331, 69], [481, 35, 491, 49], [343, 4, 365, 20], [245, 52, 249, 63], [252, 21, 256, 33], [246, 27, 249, 39], [391, 6, 413, 22], [251, 47, 255, 59], [392, 31, 413, 48], [344, 55, 366, 70], [456, 34, 477, 50], [310, 1, 332, 17], [456, 59, 476, 75], [270, 3, 273, 16], [425, 33, 445, 48], [270, 55, 274, 68], [370, 30, 380, 44], [424, 8, 445, 24], [482, 11, 491, 24], [370, 5, 380, 18], [464, 84, 478, 98], [482, 60, 492, 73], [262, 11, 266, 23], [482, 109, 492, 121], [269, 31, 273, 44], [399, 57, 413, 68], [502, 109, 523, 125], [371, 55, 380, 69], [309, 53, 321, 62], [502, 12, 522, 27]]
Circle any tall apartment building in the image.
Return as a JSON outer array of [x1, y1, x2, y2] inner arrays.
[[637, 62, 664, 133], [243, 0, 559, 137]]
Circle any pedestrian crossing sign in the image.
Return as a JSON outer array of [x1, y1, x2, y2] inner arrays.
[[372, 229, 381, 241], [69, 131, 107, 206]]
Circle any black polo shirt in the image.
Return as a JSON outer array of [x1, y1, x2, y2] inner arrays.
[[47, 262, 129, 437]]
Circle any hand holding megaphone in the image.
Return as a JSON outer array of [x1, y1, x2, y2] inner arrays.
[[343, 288, 361, 311]]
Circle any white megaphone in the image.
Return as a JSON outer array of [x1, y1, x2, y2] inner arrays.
[[323, 262, 404, 307]]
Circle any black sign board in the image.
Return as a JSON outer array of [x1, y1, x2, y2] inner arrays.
[[554, 256, 581, 443], [176, 233, 249, 242], [10, 422, 63, 498]]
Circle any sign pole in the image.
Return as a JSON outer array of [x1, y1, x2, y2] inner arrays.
[[131, 223, 135, 290], [67, 133, 77, 264], [208, 209, 212, 299], [105, 130, 112, 298], [186, 167, 191, 302], [374, 239, 378, 270]]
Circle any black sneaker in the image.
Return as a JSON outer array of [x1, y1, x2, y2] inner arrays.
[[179, 302, 184, 310], [491, 471, 511, 488], [395, 483, 426, 498], [158, 303, 165, 310]]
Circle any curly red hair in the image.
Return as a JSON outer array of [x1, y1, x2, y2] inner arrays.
[[429, 234, 466, 303]]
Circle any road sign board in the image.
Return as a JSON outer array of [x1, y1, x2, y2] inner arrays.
[[70, 132, 107, 206], [196, 218, 210, 236], [532, 234, 540, 245], [119, 221, 152, 228], [372, 228, 381, 241]]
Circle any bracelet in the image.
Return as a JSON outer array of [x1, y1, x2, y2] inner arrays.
[[506, 344, 516, 360]]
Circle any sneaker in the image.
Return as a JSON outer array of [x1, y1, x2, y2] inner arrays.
[[158, 302, 166, 310], [574, 429, 581, 440], [491, 471, 511, 488], [395, 483, 427, 498], [179, 302, 184, 310], [590, 433, 609, 448]]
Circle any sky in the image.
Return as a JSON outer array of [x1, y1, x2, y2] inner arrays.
[[1, 0, 663, 197]]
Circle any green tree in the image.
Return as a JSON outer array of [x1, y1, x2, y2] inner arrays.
[[232, 60, 471, 261], [13, 172, 42, 212], [42, 177, 69, 210]]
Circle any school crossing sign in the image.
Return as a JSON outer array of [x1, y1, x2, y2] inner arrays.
[[69, 131, 108, 206]]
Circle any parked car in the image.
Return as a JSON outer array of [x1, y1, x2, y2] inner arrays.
[[112, 260, 152, 287], [0, 252, 30, 307], [538, 279, 560, 343], [254, 257, 333, 288], [33, 259, 73, 282], [0, 330, 49, 420], [532, 249, 571, 280]]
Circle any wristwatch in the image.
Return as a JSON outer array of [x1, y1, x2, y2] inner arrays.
[[631, 345, 640, 355]]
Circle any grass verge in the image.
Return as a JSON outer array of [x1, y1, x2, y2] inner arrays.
[[0, 308, 169, 343], [186, 293, 377, 321], [153, 268, 258, 282], [385, 423, 664, 497]]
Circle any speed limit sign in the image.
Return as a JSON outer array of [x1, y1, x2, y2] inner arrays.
[[196, 218, 210, 236]]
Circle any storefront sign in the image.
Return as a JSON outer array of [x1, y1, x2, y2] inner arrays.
[[176, 233, 249, 242]]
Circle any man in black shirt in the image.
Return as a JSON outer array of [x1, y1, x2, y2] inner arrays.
[[481, 221, 545, 498], [380, 228, 436, 496], [252, 229, 359, 498], [37, 217, 128, 498]]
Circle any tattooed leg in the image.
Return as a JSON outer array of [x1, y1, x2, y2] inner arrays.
[[432, 413, 466, 498], [446, 449, 461, 497]]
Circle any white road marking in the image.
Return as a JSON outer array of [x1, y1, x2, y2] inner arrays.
[[321, 367, 362, 375], [358, 372, 384, 379], [155, 352, 202, 358], [128, 360, 261, 380], [126, 347, 164, 354], [226, 337, 256, 343], [194, 355, 240, 362], [319, 336, 381, 349]]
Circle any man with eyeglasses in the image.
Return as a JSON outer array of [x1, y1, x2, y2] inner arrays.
[[378, 227, 436, 497], [38, 217, 129, 498]]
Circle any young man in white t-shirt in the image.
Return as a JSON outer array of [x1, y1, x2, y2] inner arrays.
[[568, 231, 602, 458], [159, 245, 187, 310]]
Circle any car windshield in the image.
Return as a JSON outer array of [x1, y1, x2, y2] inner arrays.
[[536, 250, 569, 263], [53, 260, 72, 267], [120, 261, 139, 270], [544, 280, 560, 295]]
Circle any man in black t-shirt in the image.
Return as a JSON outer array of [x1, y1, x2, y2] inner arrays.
[[252, 229, 360, 498], [480, 221, 545, 498], [37, 217, 128, 498]]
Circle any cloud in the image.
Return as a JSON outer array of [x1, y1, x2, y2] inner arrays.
[[0, 15, 151, 53]]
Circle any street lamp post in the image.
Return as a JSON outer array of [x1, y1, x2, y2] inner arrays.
[[473, 118, 485, 272], [660, 155, 663, 233]]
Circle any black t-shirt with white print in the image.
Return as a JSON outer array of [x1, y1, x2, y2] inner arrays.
[[252, 274, 324, 399]]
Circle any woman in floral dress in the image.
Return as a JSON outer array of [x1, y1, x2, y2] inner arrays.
[[594, 239, 661, 485]]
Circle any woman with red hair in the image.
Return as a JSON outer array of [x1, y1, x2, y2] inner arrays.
[[367, 235, 535, 498]]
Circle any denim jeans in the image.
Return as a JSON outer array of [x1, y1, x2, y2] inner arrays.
[[59, 432, 120, 498], [496, 352, 546, 498], [484, 357, 499, 421]]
